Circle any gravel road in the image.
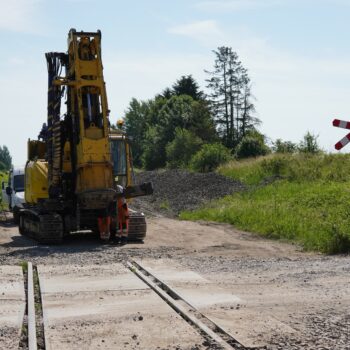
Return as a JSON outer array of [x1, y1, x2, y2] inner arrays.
[[0, 213, 349, 349]]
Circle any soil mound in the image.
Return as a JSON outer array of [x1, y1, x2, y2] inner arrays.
[[132, 169, 245, 217]]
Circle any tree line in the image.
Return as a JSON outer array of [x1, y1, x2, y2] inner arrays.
[[123, 46, 272, 171]]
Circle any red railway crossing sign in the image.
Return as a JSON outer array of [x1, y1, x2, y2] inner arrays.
[[333, 119, 350, 150]]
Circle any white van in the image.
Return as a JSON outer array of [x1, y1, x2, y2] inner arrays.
[[1, 167, 25, 223]]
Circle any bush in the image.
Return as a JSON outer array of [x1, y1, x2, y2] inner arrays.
[[166, 128, 203, 169], [236, 135, 270, 159], [190, 143, 231, 173], [298, 132, 321, 154], [273, 139, 297, 153]]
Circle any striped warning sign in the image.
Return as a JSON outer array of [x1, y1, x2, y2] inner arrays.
[[335, 132, 350, 150], [333, 118, 350, 150], [333, 119, 350, 129]]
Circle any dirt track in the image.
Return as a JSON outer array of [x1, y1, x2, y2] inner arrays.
[[0, 214, 349, 349]]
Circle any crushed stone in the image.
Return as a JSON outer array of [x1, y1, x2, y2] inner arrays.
[[132, 169, 245, 217]]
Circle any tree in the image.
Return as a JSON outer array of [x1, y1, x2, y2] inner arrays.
[[166, 128, 203, 169], [141, 127, 164, 170], [298, 132, 321, 154], [0, 146, 12, 171], [238, 84, 260, 140], [141, 95, 217, 169], [157, 87, 173, 99], [141, 96, 193, 169], [189, 100, 218, 142], [124, 76, 218, 170], [206, 47, 260, 149], [124, 98, 151, 166], [235, 131, 270, 159], [172, 75, 204, 101]]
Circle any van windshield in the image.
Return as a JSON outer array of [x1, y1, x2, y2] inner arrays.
[[14, 175, 24, 192]]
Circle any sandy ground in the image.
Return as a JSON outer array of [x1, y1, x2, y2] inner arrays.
[[0, 215, 349, 349], [0, 265, 25, 350], [38, 264, 203, 350]]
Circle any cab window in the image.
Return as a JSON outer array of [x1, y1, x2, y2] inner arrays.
[[111, 139, 127, 186]]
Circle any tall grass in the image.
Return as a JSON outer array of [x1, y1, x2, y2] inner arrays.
[[218, 153, 350, 185], [181, 153, 350, 253]]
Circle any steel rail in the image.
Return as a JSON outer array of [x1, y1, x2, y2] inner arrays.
[[127, 260, 244, 350], [27, 262, 37, 350]]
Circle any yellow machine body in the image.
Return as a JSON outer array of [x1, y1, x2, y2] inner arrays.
[[25, 139, 49, 204], [62, 142, 72, 173], [25, 160, 49, 204]]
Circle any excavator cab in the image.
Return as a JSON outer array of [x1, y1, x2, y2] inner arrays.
[[109, 127, 153, 241]]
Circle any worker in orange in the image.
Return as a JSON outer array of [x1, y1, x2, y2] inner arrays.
[[116, 186, 129, 245]]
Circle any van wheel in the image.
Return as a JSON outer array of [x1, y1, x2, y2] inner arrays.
[[13, 208, 20, 224], [19, 215, 25, 235]]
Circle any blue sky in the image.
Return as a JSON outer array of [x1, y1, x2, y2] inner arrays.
[[1, 0, 350, 165]]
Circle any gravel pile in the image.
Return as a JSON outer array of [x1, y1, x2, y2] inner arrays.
[[132, 169, 245, 217]]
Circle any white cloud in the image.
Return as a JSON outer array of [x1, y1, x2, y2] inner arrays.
[[0, 0, 41, 32], [168, 20, 224, 45]]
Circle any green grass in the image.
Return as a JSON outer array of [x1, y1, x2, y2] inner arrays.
[[181, 153, 350, 254], [218, 154, 276, 185], [20, 261, 28, 273]]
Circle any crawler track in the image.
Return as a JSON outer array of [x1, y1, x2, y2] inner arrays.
[[19, 211, 63, 244]]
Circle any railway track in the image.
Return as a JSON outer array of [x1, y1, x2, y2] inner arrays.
[[10, 261, 259, 350]]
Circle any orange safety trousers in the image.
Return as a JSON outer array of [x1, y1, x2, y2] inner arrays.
[[117, 199, 129, 238], [97, 216, 111, 240]]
